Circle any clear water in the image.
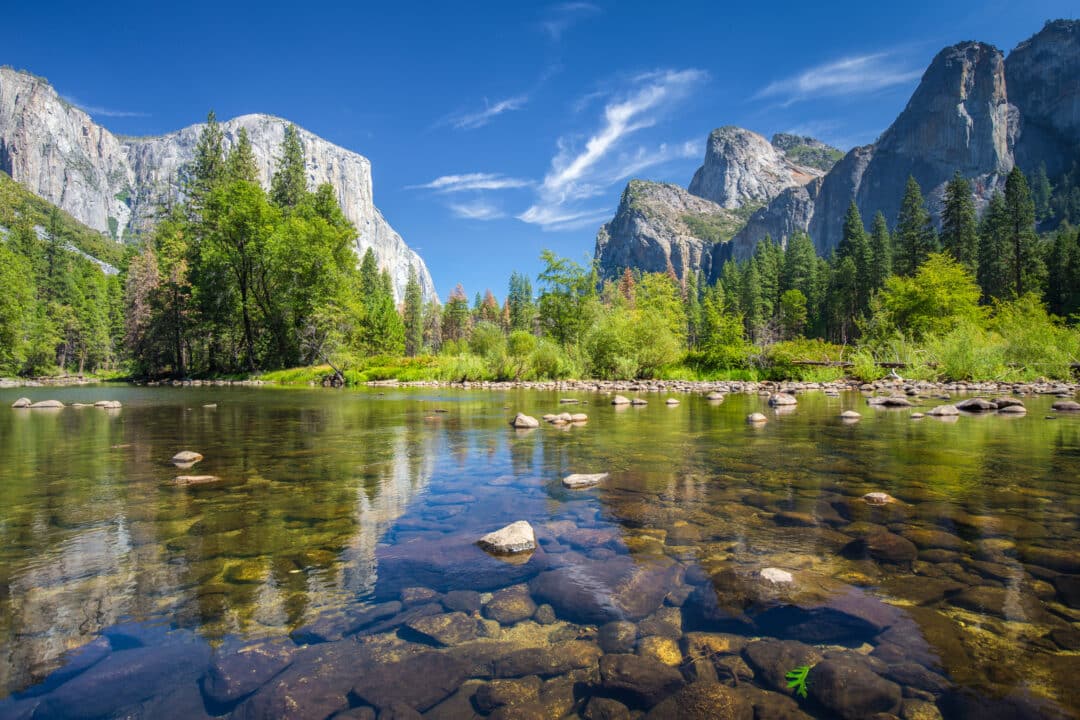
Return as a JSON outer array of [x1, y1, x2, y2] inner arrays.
[[0, 385, 1078, 718]]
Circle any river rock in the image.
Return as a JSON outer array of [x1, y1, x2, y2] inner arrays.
[[510, 413, 540, 428], [631, 398, 648, 406], [571, 413, 588, 422], [493, 641, 601, 678], [843, 530, 917, 565], [927, 405, 959, 416], [442, 590, 483, 613], [637, 635, 683, 666], [880, 396, 913, 407], [204, 638, 297, 706], [170, 450, 203, 466], [404, 611, 482, 646], [349, 652, 470, 712], [477, 521, 535, 554], [806, 657, 901, 719], [612, 395, 631, 405], [529, 555, 680, 624], [599, 653, 685, 708], [376, 533, 540, 596], [955, 397, 997, 412], [562, 473, 609, 489], [1052, 574, 1080, 608], [584, 696, 632, 720], [483, 585, 537, 625], [840, 410, 861, 420], [997, 403, 1027, 414], [1051, 400, 1080, 411], [173, 475, 221, 486], [598, 621, 639, 653], [862, 492, 895, 505], [706, 392, 725, 401], [665, 398, 680, 405], [644, 682, 753, 720], [769, 393, 797, 406], [742, 640, 824, 695], [474, 676, 541, 712], [94, 400, 122, 408], [747, 413, 768, 424], [29, 399, 64, 408], [11, 397, 31, 408], [760, 567, 794, 584]]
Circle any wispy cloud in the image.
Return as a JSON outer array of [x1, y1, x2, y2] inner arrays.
[[519, 68, 706, 231], [753, 53, 922, 106], [540, 2, 601, 41], [63, 94, 149, 118], [446, 95, 528, 130], [447, 201, 506, 221], [408, 173, 532, 193]]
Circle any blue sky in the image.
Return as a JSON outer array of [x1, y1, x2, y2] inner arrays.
[[5, 0, 1076, 299]]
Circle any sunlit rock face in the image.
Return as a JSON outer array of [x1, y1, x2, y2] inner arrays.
[[0, 67, 435, 301]]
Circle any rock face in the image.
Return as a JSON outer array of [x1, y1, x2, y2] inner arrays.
[[0, 67, 435, 301], [688, 127, 827, 209], [594, 180, 735, 281]]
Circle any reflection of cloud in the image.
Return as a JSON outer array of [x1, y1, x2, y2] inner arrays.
[[541, 2, 601, 40], [753, 53, 921, 106], [62, 95, 150, 118], [407, 173, 532, 193], [519, 69, 706, 231]]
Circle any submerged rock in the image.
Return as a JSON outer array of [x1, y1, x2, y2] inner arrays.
[[350, 652, 470, 712], [599, 653, 685, 708], [529, 555, 680, 624], [806, 657, 901, 719], [862, 492, 894, 505], [173, 475, 220, 486], [170, 450, 203, 466], [644, 682, 753, 720], [742, 640, 824, 695], [493, 641, 601, 678], [204, 638, 297, 706], [562, 473, 609, 489], [477, 521, 536, 554], [403, 611, 482, 646], [483, 585, 537, 625]]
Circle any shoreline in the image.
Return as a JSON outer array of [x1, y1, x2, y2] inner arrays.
[[4, 375, 1078, 397]]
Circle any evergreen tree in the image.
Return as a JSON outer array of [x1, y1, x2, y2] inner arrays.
[[506, 271, 536, 332], [684, 270, 702, 347], [940, 172, 979, 273], [827, 255, 859, 343], [977, 191, 1011, 302], [1003, 166, 1044, 298], [778, 289, 808, 340], [1030, 162, 1053, 223], [479, 289, 501, 325], [442, 285, 471, 343], [893, 176, 937, 276], [358, 247, 380, 299], [190, 111, 226, 207], [868, 211, 893, 292], [1045, 226, 1080, 318], [225, 127, 259, 183], [270, 124, 307, 209], [740, 260, 764, 340], [403, 266, 424, 356], [753, 237, 782, 320], [617, 267, 637, 307], [837, 201, 872, 312]]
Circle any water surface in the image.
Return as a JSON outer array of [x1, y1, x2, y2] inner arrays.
[[0, 385, 1078, 718]]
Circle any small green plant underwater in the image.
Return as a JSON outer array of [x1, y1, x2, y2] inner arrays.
[[785, 665, 811, 698]]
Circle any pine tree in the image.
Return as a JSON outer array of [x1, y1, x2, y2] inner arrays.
[[442, 284, 471, 343], [618, 267, 637, 307], [270, 124, 307, 209], [837, 201, 872, 312], [940, 172, 979, 274], [403, 266, 424, 356], [753, 236, 781, 320], [740, 260, 763, 340], [506, 271, 535, 332], [1003, 166, 1043, 298], [190, 111, 225, 206], [225, 127, 259, 183], [868, 211, 892, 292], [358, 247, 380, 299], [684, 270, 702, 347], [894, 176, 937, 276], [977, 191, 1011, 302], [1030, 162, 1053, 223], [827, 255, 859, 343]]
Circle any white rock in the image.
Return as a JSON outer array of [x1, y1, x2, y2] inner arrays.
[[862, 492, 894, 505], [928, 405, 959, 416], [611, 395, 631, 406], [768, 393, 797, 406], [171, 451, 204, 465], [562, 473, 609, 489], [665, 398, 680, 406], [29, 400, 64, 408], [840, 410, 861, 420], [510, 413, 540, 429], [477, 521, 536, 554], [11, 397, 31, 408], [746, 413, 768, 424], [760, 567, 794, 584], [570, 413, 588, 423]]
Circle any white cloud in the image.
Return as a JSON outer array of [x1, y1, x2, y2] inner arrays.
[[541, 2, 601, 40], [754, 53, 922, 106], [408, 172, 532, 193], [63, 95, 149, 118], [448, 95, 528, 130], [448, 201, 505, 221], [519, 68, 706, 231]]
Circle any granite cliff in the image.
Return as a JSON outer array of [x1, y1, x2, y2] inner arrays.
[[0, 67, 435, 301]]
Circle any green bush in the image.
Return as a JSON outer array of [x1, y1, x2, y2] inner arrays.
[[762, 339, 846, 381]]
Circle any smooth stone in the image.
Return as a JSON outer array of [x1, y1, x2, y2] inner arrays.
[[442, 590, 483, 613], [583, 696, 632, 720], [571, 413, 589, 422], [350, 652, 470, 713], [769, 393, 797, 406], [883, 662, 952, 694], [863, 492, 895, 505], [290, 601, 402, 643], [746, 413, 768, 424], [95, 400, 122, 408], [403, 611, 482, 646], [1050, 400, 1080, 411], [901, 698, 944, 720], [29, 399, 64, 408], [637, 635, 683, 666], [843, 531, 917, 565], [998, 404, 1027, 414], [773, 511, 817, 527], [706, 392, 725, 401], [644, 682, 754, 720], [400, 586, 440, 606], [562, 473, 609, 489], [204, 638, 297, 706], [928, 405, 959, 416], [742, 640, 824, 696], [474, 676, 541, 712], [11, 397, 32, 408], [955, 397, 997, 412], [533, 604, 556, 624], [841, 410, 862, 419], [510, 413, 540, 428], [529, 555, 679, 624], [1052, 574, 1080, 608], [173, 475, 220, 486], [630, 398, 648, 406], [18, 636, 111, 698], [611, 395, 631, 405], [599, 653, 685, 708], [760, 567, 794, 584], [806, 657, 901, 720], [477, 521, 535, 554], [949, 585, 1052, 622], [598, 621, 639, 654], [170, 450, 203, 465], [483, 585, 537, 625], [493, 640, 601, 678], [665, 398, 680, 405]]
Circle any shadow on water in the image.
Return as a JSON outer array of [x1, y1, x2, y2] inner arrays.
[[0, 385, 1078, 718]]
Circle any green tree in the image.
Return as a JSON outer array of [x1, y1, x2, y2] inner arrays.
[[506, 271, 536, 332], [189, 110, 226, 208], [893, 176, 937, 276], [868, 211, 893, 292], [442, 284, 471, 343], [270, 124, 307, 209], [740, 259, 764, 340], [0, 242, 35, 374], [838, 200, 872, 312], [403, 266, 424, 356], [940, 172, 979, 274], [536, 250, 598, 346], [1046, 226, 1080, 318], [225, 127, 260, 183], [826, 255, 859, 343], [1030, 162, 1053, 223], [778, 288, 808, 340], [1003, 166, 1044, 298], [870, 253, 984, 341], [977, 191, 1011, 302]]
